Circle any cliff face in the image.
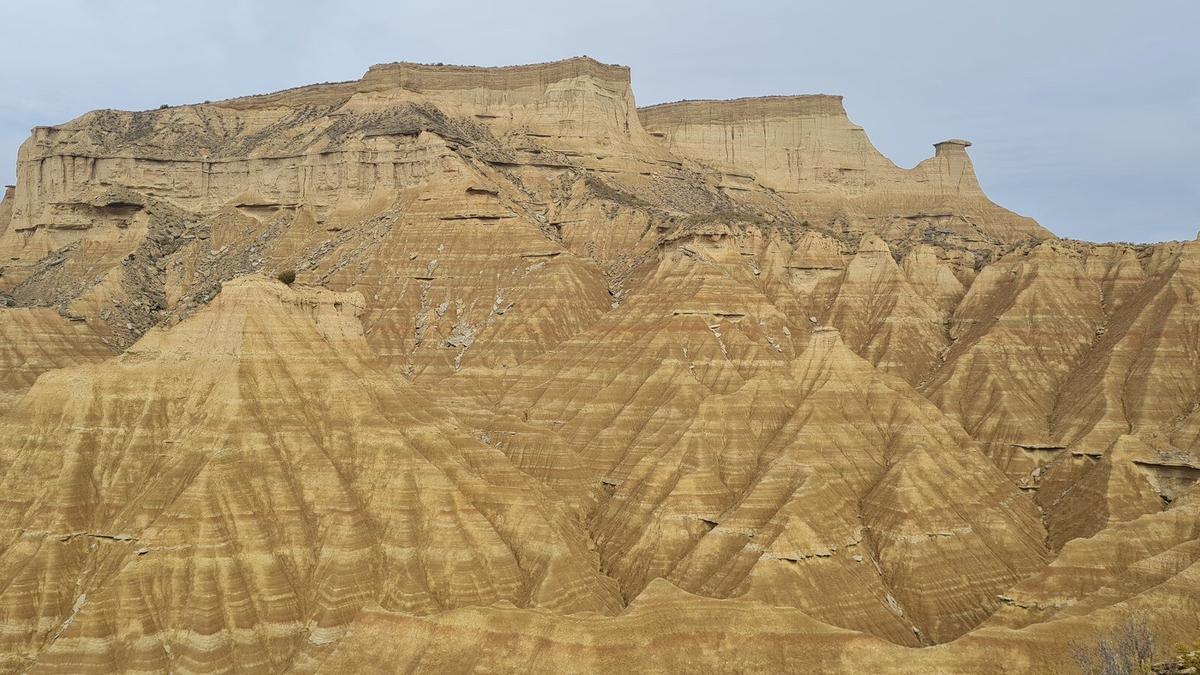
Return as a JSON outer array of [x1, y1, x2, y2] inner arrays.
[[0, 185, 12, 239], [0, 57, 1197, 674], [640, 97, 1049, 246], [4, 58, 660, 236], [359, 58, 653, 148]]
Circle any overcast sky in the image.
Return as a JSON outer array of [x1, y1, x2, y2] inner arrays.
[[1, 1, 1195, 242]]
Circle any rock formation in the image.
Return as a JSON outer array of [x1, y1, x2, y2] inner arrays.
[[0, 57, 1196, 673], [640, 96, 1050, 249]]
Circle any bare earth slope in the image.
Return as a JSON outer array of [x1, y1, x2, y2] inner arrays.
[[0, 57, 1197, 673]]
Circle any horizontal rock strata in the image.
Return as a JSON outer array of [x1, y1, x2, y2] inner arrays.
[[0, 56, 1196, 673]]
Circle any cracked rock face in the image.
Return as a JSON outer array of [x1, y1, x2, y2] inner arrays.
[[0, 57, 1198, 674]]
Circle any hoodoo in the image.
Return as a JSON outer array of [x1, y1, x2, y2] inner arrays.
[[0, 57, 1197, 674], [640, 96, 1049, 246]]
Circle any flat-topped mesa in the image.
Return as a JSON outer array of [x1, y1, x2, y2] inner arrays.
[[207, 56, 634, 115], [2, 57, 662, 236], [640, 94, 849, 126], [639, 96, 1051, 244], [215, 57, 653, 151], [353, 56, 656, 152], [359, 56, 632, 94], [639, 95, 896, 182]]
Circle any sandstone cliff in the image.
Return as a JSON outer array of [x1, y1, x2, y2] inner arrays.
[[640, 96, 1050, 248], [0, 57, 1196, 674]]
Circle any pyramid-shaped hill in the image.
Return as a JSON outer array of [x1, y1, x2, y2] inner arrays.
[[0, 275, 620, 671], [585, 325, 1049, 645], [3, 55, 1200, 674]]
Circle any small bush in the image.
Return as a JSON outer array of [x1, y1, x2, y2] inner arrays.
[[1072, 614, 1155, 674], [276, 269, 297, 285], [1176, 639, 1200, 670]]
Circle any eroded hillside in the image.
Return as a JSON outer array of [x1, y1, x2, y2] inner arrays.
[[0, 57, 1196, 674]]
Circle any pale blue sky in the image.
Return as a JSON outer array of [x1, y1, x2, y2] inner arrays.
[[1, 1, 1196, 242]]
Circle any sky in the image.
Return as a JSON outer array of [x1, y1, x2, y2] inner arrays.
[[1, 0, 1196, 243]]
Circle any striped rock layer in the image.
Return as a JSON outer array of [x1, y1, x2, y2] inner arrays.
[[0, 58, 1197, 673]]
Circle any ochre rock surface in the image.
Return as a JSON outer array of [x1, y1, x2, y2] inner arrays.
[[639, 97, 1050, 248], [0, 57, 1197, 673]]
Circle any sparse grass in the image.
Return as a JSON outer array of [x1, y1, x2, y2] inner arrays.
[[584, 176, 653, 209], [679, 210, 770, 228]]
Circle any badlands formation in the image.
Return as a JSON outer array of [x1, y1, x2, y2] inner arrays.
[[0, 57, 1197, 673]]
